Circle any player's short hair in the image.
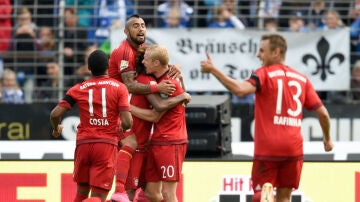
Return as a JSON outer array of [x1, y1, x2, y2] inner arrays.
[[125, 14, 143, 29], [88, 50, 108, 76], [261, 34, 287, 58], [146, 45, 169, 66]]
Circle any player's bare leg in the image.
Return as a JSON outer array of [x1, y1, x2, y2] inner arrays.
[[145, 181, 163, 202], [161, 181, 178, 202], [275, 187, 292, 202]]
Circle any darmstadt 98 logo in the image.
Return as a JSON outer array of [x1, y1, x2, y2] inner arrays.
[[302, 36, 345, 81]]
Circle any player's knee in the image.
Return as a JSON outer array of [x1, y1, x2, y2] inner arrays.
[[162, 189, 176, 201], [145, 190, 162, 202]]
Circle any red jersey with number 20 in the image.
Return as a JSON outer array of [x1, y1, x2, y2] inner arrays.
[[57, 76, 130, 146], [108, 40, 137, 83], [152, 72, 188, 145], [247, 64, 322, 157]]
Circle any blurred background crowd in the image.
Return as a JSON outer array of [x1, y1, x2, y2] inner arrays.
[[0, 0, 359, 104]]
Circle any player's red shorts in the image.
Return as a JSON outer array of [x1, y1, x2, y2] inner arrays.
[[145, 143, 187, 182], [73, 142, 117, 191], [125, 149, 148, 190], [251, 155, 304, 193]]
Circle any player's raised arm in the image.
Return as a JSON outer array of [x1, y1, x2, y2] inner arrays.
[[200, 52, 256, 97]]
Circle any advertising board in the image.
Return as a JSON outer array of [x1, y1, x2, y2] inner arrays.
[[0, 161, 358, 202]]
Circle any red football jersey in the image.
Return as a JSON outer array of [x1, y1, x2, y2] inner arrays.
[[108, 39, 137, 83], [247, 64, 322, 157], [130, 74, 155, 149], [58, 76, 130, 145], [151, 72, 188, 145]]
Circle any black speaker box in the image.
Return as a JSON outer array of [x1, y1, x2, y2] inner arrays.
[[186, 124, 232, 156], [185, 95, 231, 125]]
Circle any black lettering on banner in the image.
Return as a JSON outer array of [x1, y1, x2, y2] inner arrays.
[[176, 38, 258, 55]]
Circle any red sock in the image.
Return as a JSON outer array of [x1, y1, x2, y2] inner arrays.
[[252, 191, 261, 202], [115, 145, 135, 193], [74, 192, 87, 202]]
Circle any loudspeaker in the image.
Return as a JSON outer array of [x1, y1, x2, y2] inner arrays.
[[185, 95, 231, 125], [187, 125, 232, 156], [185, 95, 232, 156]]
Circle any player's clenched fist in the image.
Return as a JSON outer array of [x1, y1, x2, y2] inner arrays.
[[52, 125, 63, 138]]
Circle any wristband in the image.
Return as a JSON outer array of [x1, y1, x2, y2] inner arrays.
[[150, 84, 158, 93]]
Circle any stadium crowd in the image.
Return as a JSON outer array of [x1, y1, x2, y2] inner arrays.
[[0, 0, 359, 103]]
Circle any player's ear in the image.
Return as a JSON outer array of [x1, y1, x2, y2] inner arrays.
[[124, 28, 129, 35]]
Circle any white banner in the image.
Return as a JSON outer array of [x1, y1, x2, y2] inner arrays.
[[111, 28, 350, 91]]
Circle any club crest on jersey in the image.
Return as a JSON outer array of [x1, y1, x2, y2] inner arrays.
[[120, 60, 129, 71]]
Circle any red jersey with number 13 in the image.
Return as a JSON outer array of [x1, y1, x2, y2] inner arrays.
[[247, 64, 322, 157]]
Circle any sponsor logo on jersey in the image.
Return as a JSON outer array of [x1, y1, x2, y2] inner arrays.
[[120, 60, 129, 71]]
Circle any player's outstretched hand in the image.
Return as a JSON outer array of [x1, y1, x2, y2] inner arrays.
[[200, 52, 215, 73], [157, 80, 176, 95], [323, 139, 334, 152], [168, 64, 182, 79], [52, 125, 63, 138]]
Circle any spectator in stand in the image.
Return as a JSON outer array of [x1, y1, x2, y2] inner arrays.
[[35, 26, 57, 86], [305, 1, 326, 31], [202, 0, 221, 24], [64, 7, 88, 76], [221, 0, 247, 25], [208, 4, 245, 29], [0, 0, 12, 52], [135, 0, 156, 27], [65, 0, 95, 27], [37, 26, 56, 60], [286, 12, 312, 33], [163, 7, 185, 28], [278, 2, 309, 28], [1, 68, 24, 104], [258, 0, 282, 18], [35, 62, 67, 102], [351, 60, 360, 102], [157, 0, 194, 28], [263, 18, 278, 32], [350, 6, 360, 63], [317, 9, 344, 30], [19, 0, 57, 27], [93, 0, 134, 46], [11, 7, 38, 103], [314, 9, 345, 102], [76, 45, 98, 82], [13, 7, 37, 51]]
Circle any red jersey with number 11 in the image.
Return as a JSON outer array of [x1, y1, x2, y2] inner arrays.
[[247, 64, 322, 157], [58, 76, 130, 146]]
